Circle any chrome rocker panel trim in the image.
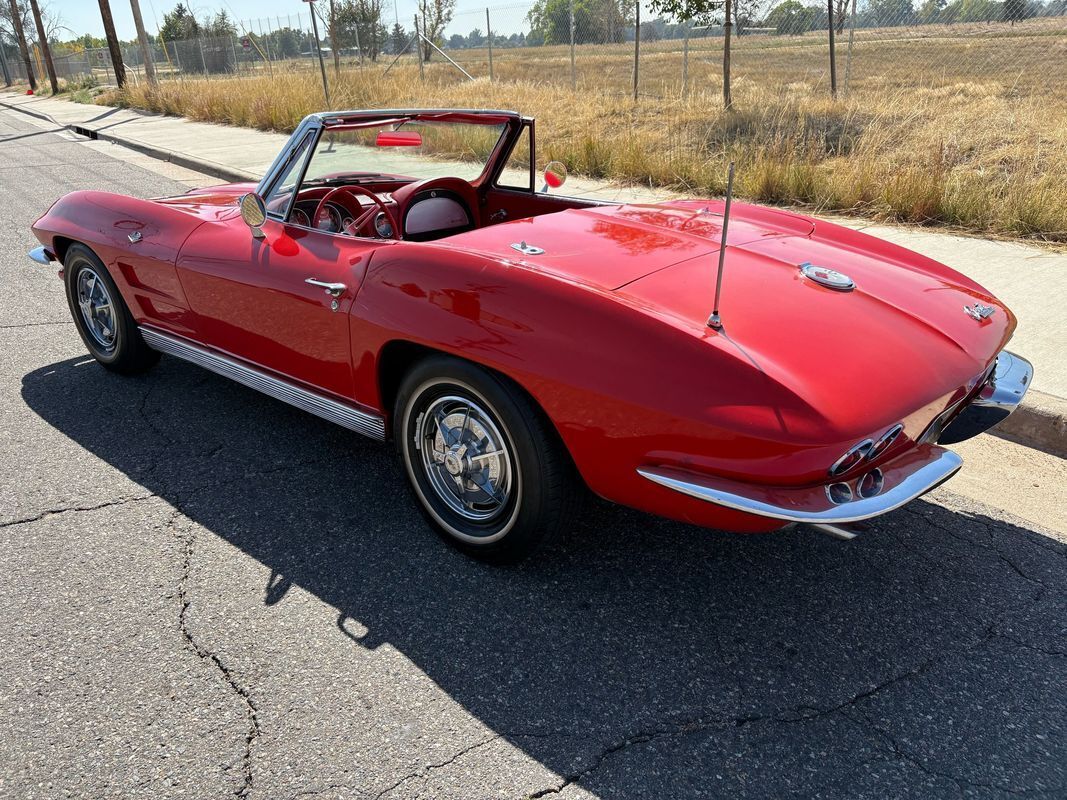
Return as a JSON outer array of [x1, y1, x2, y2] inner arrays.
[[938, 350, 1033, 445], [139, 326, 386, 441], [28, 246, 53, 265], [637, 444, 962, 525]]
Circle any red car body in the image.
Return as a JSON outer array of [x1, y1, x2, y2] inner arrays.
[[29, 109, 1032, 539]]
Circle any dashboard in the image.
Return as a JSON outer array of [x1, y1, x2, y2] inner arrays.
[[291, 197, 395, 238], [288, 184, 473, 241]]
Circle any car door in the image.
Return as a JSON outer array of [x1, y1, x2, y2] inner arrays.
[[175, 214, 385, 401]]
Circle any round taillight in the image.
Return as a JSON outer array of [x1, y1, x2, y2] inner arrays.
[[868, 424, 904, 461], [829, 439, 874, 477]]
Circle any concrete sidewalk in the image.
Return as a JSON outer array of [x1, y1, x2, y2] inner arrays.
[[3, 91, 1064, 454]]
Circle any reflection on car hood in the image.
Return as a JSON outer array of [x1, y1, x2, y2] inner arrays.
[[442, 201, 815, 291]]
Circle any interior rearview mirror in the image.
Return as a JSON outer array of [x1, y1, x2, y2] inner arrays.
[[240, 193, 267, 237], [376, 130, 423, 147], [542, 161, 567, 193]]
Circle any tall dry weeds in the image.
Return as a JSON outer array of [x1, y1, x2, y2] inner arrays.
[[108, 67, 1067, 242]]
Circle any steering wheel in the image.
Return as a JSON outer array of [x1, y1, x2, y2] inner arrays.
[[312, 185, 400, 240]]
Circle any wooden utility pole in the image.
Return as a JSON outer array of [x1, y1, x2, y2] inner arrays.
[[722, 0, 732, 109], [129, 0, 157, 85], [28, 0, 57, 94], [7, 0, 37, 91], [97, 0, 127, 87]]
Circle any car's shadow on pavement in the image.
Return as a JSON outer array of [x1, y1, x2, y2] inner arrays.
[[23, 355, 1067, 798]]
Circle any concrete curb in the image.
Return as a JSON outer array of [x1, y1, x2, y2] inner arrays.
[[72, 124, 260, 185], [0, 98, 259, 185], [992, 390, 1067, 460]]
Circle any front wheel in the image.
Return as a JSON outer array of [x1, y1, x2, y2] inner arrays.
[[395, 356, 579, 563], [63, 244, 158, 374]]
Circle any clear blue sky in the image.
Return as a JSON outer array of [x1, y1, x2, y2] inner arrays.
[[50, 0, 422, 40]]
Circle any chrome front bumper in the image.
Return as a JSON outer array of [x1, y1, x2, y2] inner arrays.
[[937, 350, 1033, 445], [638, 444, 962, 531]]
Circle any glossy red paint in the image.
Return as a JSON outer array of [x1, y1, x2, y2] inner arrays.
[[29, 111, 1017, 535]]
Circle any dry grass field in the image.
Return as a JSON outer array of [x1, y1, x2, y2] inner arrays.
[[105, 17, 1067, 241]]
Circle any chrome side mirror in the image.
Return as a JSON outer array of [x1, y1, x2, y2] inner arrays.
[[541, 161, 567, 193], [240, 193, 267, 238]]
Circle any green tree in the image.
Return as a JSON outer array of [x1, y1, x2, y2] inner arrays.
[[159, 3, 198, 43], [390, 22, 407, 54], [1003, 0, 1028, 22], [917, 0, 947, 23], [418, 0, 456, 60], [866, 0, 914, 26], [527, 0, 634, 45], [766, 0, 817, 33]]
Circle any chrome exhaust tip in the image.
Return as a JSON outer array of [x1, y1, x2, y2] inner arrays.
[[809, 521, 869, 541]]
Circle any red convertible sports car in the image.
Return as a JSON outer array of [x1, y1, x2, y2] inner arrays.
[[29, 108, 1032, 562]]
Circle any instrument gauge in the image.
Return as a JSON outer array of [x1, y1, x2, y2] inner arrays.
[[375, 212, 394, 238]]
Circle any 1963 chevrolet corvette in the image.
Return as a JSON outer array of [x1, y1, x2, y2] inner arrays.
[[29, 108, 1032, 562]]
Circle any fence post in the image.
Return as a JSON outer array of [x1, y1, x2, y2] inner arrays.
[[827, 0, 837, 97], [568, 0, 576, 89], [486, 8, 494, 81], [230, 35, 239, 73], [723, 0, 732, 109], [415, 15, 424, 81], [309, 0, 330, 104], [682, 21, 689, 99], [843, 0, 857, 95], [198, 36, 208, 74], [632, 0, 640, 101]]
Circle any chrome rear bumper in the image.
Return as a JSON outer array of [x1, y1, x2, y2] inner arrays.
[[638, 444, 962, 527], [28, 246, 54, 265], [937, 350, 1033, 445]]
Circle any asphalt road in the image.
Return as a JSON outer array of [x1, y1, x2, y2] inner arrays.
[[1, 110, 1065, 800]]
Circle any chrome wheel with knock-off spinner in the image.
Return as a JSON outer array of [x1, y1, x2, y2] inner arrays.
[[75, 267, 117, 352], [396, 355, 579, 563], [417, 394, 514, 525]]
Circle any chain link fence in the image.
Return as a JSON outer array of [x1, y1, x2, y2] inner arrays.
[[5, 0, 1063, 100]]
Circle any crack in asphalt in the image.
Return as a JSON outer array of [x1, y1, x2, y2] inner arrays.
[[906, 506, 1065, 593], [523, 572, 1057, 800], [0, 493, 158, 529], [173, 506, 261, 797], [524, 714, 762, 798], [0, 320, 73, 329], [371, 733, 505, 799]]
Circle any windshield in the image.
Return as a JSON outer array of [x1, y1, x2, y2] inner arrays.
[[303, 119, 508, 185]]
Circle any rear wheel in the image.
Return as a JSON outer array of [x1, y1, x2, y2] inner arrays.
[[64, 244, 158, 374], [395, 356, 579, 563]]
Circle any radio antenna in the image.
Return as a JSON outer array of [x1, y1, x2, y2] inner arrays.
[[707, 160, 735, 330]]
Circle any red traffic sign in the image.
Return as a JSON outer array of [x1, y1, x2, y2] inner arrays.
[[241, 37, 251, 49]]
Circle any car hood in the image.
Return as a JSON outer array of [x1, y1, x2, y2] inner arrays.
[[443, 201, 815, 291]]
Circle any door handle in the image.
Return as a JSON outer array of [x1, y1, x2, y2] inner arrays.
[[490, 209, 507, 222], [305, 278, 346, 298]]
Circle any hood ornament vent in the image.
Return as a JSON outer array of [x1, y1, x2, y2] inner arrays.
[[963, 302, 995, 321], [799, 262, 855, 291], [510, 241, 544, 256]]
